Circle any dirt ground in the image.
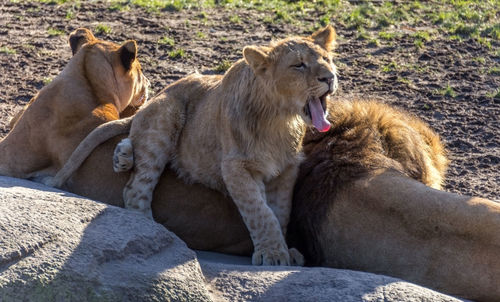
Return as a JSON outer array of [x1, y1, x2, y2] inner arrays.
[[0, 1, 498, 200]]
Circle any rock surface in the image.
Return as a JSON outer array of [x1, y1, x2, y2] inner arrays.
[[0, 177, 212, 302], [198, 252, 464, 302], [0, 176, 464, 302]]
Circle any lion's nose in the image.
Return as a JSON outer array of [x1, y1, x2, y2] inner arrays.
[[318, 73, 335, 85], [318, 72, 336, 93]]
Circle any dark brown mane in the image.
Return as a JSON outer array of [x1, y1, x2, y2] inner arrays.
[[288, 99, 447, 265]]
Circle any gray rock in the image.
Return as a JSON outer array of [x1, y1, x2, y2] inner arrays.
[[197, 251, 463, 302], [0, 176, 213, 302], [0, 176, 465, 302]]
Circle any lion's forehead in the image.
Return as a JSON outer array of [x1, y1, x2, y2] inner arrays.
[[276, 39, 328, 56], [89, 42, 143, 74], [86, 41, 120, 56], [96, 40, 121, 51], [271, 40, 331, 67]]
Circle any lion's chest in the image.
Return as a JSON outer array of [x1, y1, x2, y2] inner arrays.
[[170, 93, 304, 191], [246, 141, 302, 181], [172, 127, 302, 192]]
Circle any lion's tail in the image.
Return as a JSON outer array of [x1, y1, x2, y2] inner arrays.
[[48, 117, 133, 188]]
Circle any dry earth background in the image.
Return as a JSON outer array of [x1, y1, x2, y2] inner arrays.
[[0, 0, 498, 200]]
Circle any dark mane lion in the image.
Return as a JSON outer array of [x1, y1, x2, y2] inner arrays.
[[289, 99, 448, 265]]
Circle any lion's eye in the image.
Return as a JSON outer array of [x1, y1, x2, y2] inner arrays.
[[292, 62, 306, 70]]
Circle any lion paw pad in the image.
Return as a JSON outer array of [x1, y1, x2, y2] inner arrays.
[[113, 138, 134, 172]]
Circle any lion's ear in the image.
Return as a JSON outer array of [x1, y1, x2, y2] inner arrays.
[[69, 28, 96, 56], [310, 25, 337, 52], [243, 46, 269, 74], [119, 40, 137, 71]]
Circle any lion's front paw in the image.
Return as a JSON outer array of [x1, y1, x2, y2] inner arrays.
[[252, 247, 290, 266], [124, 190, 154, 220], [124, 200, 154, 220], [289, 248, 305, 266], [113, 138, 134, 172]]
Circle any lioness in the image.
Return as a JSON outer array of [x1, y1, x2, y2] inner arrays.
[[49, 25, 338, 266], [0, 28, 149, 179]]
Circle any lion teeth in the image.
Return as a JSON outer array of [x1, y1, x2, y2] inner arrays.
[[304, 101, 311, 118]]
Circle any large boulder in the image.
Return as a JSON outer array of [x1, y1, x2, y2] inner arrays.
[[0, 177, 212, 301], [0, 176, 464, 301], [198, 252, 464, 302]]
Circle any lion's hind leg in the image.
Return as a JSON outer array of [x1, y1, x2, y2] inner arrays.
[[120, 98, 186, 219]]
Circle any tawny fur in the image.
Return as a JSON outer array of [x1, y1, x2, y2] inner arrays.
[[0, 28, 149, 180], [7, 25, 499, 302], [47, 96, 500, 301], [289, 99, 449, 265], [50, 25, 339, 266], [301, 100, 448, 190], [287, 100, 500, 301]]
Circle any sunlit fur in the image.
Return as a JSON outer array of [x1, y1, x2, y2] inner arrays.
[[47, 82, 500, 301], [287, 99, 500, 301], [50, 26, 338, 266], [301, 99, 448, 190], [0, 28, 149, 180]]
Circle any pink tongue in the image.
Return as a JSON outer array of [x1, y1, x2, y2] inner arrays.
[[309, 97, 330, 132]]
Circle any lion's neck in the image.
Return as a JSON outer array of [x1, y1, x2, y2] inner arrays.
[[221, 60, 305, 151]]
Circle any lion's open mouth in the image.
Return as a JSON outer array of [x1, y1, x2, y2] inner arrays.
[[303, 92, 330, 132]]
